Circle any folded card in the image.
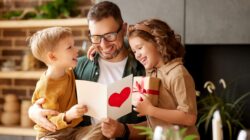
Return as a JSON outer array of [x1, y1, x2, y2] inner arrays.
[[76, 75, 133, 120]]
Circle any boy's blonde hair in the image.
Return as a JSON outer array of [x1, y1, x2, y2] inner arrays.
[[28, 27, 72, 63]]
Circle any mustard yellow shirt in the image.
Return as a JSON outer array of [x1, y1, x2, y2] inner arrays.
[[147, 58, 198, 136], [32, 69, 82, 136]]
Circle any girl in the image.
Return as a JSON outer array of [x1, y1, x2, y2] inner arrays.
[[127, 19, 199, 138]]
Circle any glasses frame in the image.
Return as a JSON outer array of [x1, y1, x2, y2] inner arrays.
[[89, 24, 123, 44]]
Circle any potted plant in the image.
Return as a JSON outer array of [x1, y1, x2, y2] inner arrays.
[[196, 79, 250, 140], [1, 0, 81, 20], [134, 125, 197, 140]]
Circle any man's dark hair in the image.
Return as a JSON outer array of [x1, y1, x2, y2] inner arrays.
[[87, 1, 123, 25]]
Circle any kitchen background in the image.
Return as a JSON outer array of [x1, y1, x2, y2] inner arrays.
[[0, 0, 249, 139], [0, 0, 92, 139]]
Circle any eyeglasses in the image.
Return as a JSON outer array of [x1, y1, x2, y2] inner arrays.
[[89, 24, 122, 44]]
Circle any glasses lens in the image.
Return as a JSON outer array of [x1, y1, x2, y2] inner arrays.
[[103, 33, 117, 42], [90, 35, 101, 44]]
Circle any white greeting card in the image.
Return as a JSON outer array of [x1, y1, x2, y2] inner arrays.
[[76, 75, 133, 120]]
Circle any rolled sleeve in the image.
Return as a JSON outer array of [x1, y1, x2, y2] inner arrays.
[[173, 74, 197, 114]]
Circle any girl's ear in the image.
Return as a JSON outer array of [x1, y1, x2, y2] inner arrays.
[[47, 51, 57, 61]]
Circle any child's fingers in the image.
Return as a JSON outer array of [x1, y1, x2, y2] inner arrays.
[[140, 94, 147, 99], [139, 94, 148, 102], [87, 45, 96, 60], [137, 113, 145, 117], [78, 106, 88, 113], [72, 104, 88, 115], [133, 107, 137, 111], [74, 104, 87, 109]]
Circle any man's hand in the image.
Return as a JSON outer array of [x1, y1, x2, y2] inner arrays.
[[64, 104, 88, 122], [28, 98, 59, 132], [101, 118, 124, 138]]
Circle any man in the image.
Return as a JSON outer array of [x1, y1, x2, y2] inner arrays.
[[29, 1, 146, 139]]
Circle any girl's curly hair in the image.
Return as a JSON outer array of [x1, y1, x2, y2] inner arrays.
[[127, 19, 185, 63]]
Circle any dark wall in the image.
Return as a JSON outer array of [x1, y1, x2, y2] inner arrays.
[[184, 44, 250, 131], [184, 45, 250, 91]]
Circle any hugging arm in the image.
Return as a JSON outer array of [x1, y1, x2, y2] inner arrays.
[[28, 98, 59, 132]]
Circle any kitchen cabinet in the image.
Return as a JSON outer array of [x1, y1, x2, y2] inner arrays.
[[0, 18, 88, 29], [185, 0, 250, 44], [104, 0, 250, 44], [0, 126, 36, 136], [0, 71, 43, 79], [0, 126, 35, 140], [105, 0, 185, 42], [0, 18, 88, 140]]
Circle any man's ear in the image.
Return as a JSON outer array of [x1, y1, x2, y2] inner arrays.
[[123, 22, 128, 35], [47, 51, 56, 61]]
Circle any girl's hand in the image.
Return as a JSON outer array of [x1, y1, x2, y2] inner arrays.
[[133, 95, 153, 117], [65, 104, 88, 122], [87, 45, 97, 61]]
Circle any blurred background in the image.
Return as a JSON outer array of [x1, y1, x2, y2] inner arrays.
[[0, 0, 249, 139]]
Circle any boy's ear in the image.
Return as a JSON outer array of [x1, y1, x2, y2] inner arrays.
[[47, 52, 57, 61]]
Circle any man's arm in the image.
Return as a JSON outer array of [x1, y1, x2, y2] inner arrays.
[[28, 98, 59, 132], [101, 118, 147, 139], [128, 121, 147, 140]]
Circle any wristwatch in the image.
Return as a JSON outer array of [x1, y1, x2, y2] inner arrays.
[[117, 123, 130, 140]]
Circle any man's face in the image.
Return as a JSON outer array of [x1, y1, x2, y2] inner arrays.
[[88, 16, 126, 61]]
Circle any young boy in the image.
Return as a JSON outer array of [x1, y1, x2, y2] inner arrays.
[[29, 27, 106, 140]]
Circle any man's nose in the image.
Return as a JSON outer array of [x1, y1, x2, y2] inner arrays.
[[100, 38, 109, 48]]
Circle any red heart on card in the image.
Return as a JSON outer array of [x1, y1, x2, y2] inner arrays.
[[108, 87, 131, 107]]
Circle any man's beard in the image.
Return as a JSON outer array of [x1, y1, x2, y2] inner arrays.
[[99, 45, 124, 60]]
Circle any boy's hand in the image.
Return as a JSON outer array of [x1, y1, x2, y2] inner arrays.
[[64, 104, 88, 122], [87, 45, 96, 61], [133, 95, 153, 117]]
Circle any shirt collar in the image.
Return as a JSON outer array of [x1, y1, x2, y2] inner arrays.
[[147, 58, 183, 75]]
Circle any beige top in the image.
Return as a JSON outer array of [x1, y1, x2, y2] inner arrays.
[[146, 58, 198, 136], [32, 69, 82, 137]]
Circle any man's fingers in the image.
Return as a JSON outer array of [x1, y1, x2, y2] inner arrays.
[[104, 118, 113, 124], [39, 118, 57, 132]]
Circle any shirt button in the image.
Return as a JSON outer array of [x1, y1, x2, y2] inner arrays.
[[95, 72, 99, 75]]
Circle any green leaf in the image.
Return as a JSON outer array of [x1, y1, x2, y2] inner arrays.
[[184, 135, 198, 140], [205, 103, 220, 131], [180, 128, 187, 136], [226, 120, 232, 140], [133, 126, 153, 139], [232, 92, 250, 107]]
